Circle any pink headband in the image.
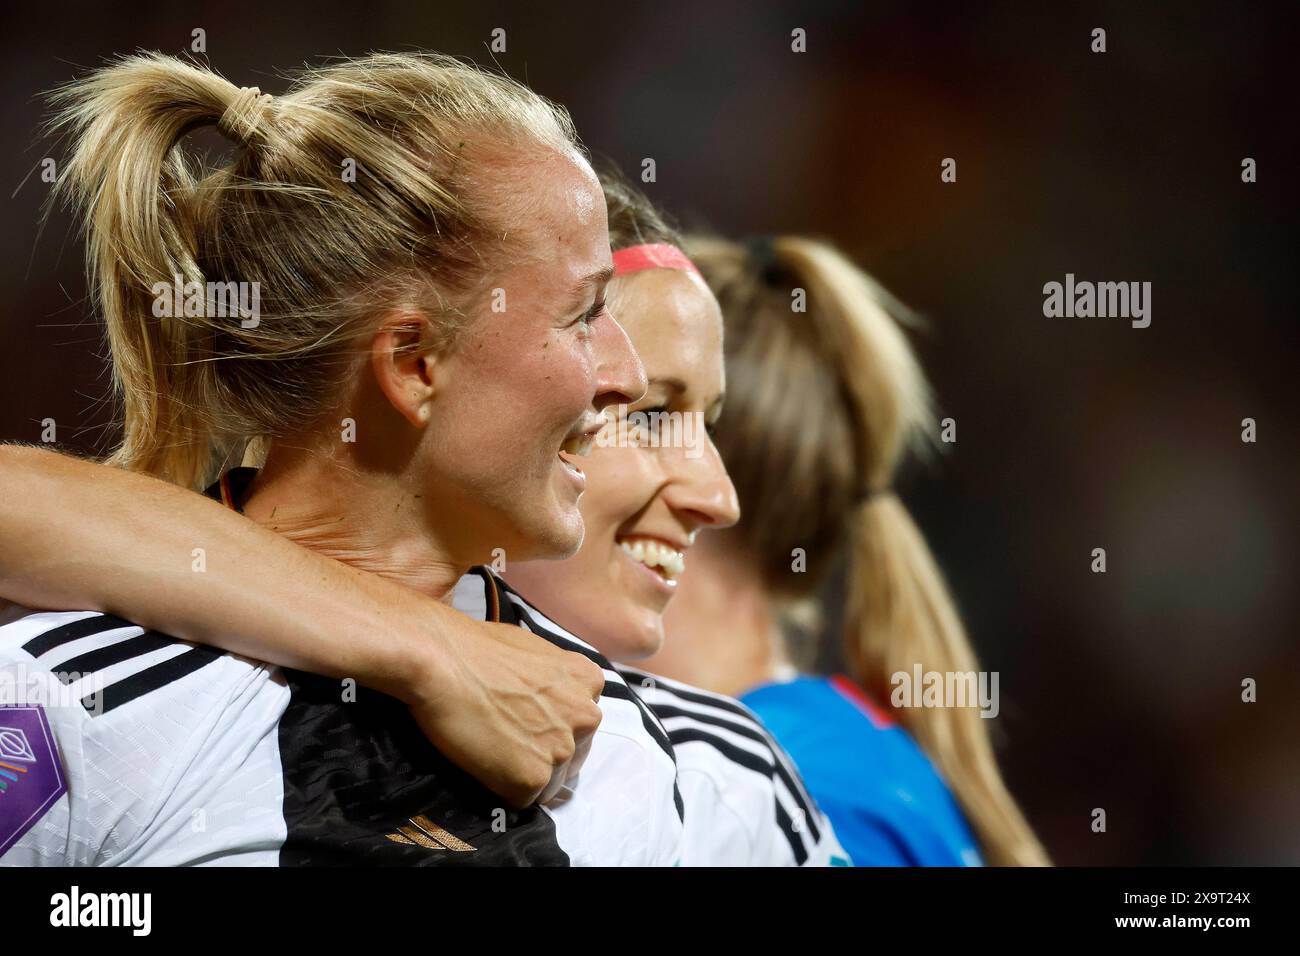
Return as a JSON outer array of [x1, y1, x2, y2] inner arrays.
[[611, 242, 700, 278]]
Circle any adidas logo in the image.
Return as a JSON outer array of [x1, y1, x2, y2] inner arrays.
[[385, 814, 475, 852]]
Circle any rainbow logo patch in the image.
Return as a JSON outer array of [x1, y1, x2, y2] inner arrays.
[[0, 706, 67, 855]]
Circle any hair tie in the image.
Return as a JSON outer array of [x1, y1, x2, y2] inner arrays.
[[743, 235, 784, 286], [855, 484, 893, 506], [218, 86, 274, 144]]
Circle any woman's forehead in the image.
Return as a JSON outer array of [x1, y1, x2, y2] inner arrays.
[[610, 269, 724, 390]]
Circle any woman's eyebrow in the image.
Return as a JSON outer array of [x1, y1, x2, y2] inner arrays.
[[648, 376, 687, 395], [566, 266, 614, 306]]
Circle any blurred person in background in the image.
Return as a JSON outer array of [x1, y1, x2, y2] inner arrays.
[[641, 235, 1050, 866]]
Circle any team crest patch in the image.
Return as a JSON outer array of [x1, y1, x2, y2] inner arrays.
[[0, 705, 67, 855]]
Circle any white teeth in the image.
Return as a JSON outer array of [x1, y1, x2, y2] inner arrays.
[[618, 538, 685, 581], [560, 433, 594, 458]]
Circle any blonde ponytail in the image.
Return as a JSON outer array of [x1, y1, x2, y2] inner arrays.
[[848, 495, 1048, 865], [48, 55, 242, 487], [689, 234, 1049, 866]]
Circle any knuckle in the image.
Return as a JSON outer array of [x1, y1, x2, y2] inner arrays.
[[580, 701, 603, 732], [524, 765, 550, 796], [578, 658, 605, 693]]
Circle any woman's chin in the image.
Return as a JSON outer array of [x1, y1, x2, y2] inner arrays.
[[600, 616, 666, 664], [516, 506, 585, 563]]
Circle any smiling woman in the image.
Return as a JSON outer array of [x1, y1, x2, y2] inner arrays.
[[503, 166, 849, 866], [0, 51, 691, 866], [505, 165, 736, 661], [0, 156, 847, 867]]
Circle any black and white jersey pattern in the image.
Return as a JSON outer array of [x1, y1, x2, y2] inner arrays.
[[0, 567, 683, 866], [452, 570, 685, 862], [615, 665, 849, 866]]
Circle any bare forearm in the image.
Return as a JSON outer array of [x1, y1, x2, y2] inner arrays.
[[0, 445, 443, 702], [0, 444, 606, 806]]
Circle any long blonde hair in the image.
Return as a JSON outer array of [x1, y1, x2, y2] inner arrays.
[[47, 52, 578, 489], [688, 235, 1049, 866]]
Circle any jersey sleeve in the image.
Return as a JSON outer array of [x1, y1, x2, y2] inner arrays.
[[768, 737, 852, 867], [0, 610, 288, 867], [798, 801, 853, 867], [617, 664, 847, 866], [672, 765, 760, 866]]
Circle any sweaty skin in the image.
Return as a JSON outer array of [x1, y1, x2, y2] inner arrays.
[[506, 266, 739, 662]]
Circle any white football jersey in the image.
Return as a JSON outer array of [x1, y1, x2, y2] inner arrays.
[[616, 665, 849, 866], [0, 567, 683, 866]]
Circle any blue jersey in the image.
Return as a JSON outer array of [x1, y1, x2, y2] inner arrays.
[[741, 674, 983, 867]]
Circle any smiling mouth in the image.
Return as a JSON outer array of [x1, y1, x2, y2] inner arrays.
[[559, 431, 595, 458], [617, 536, 686, 581], [557, 419, 600, 479]]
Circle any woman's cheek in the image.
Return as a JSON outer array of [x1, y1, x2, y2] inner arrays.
[[507, 328, 590, 441], [552, 328, 599, 408], [581, 443, 663, 530]]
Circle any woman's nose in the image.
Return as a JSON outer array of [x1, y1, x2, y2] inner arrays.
[[592, 312, 647, 411], [664, 430, 741, 531]]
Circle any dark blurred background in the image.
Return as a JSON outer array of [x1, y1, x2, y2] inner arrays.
[[1, 1, 1295, 864]]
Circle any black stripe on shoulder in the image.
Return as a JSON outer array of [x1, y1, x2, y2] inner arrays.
[[668, 725, 809, 863], [83, 645, 223, 715], [618, 666, 757, 723], [763, 751, 822, 844], [666, 725, 771, 777], [22, 613, 139, 659], [501, 592, 608, 669], [767, 744, 820, 832], [652, 702, 771, 750], [601, 680, 676, 762], [635, 681, 822, 843], [55, 631, 180, 684], [773, 794, 811, 866]]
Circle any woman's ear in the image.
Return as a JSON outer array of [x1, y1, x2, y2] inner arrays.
[[370, 315, 437, 427]]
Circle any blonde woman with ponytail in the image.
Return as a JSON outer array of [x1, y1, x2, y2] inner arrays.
[[0, 51, 708, 866], [642, 235, 1049, 866]]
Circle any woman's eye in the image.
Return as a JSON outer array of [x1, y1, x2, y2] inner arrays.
[[633, 405, 671, 445], [576, 299, 607, 329]]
